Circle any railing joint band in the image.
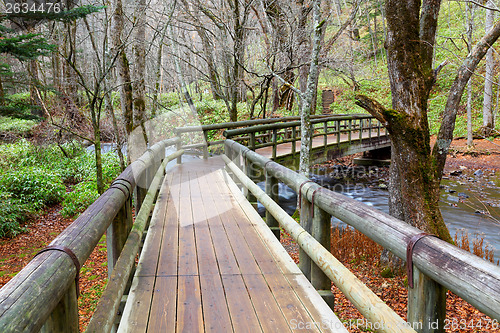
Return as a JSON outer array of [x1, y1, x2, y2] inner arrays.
[[34, 246, 81, 297], [298, 180, 316, 210], [406, 232, 439, 288]]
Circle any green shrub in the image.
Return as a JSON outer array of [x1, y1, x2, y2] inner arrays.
[[0, 168, 65, 210], [0, 116, 37, 135], [0, 191, 32, 238], [61, 181, 99, 218]]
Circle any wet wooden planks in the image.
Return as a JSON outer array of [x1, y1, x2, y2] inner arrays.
[[118, 157, 346, 333]]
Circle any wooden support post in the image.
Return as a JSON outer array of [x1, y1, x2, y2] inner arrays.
[[348, 119, 352, 143], [134, 170, 148, 214], [107, 198, 133, 277], [265, 170, 280, 240], [311, 205, 334, 310], [245, 158, 257, 204], [323, 121, 328, 147], [299, 195, 312, 281], [336, 121, 341, 146], [203, 132, 209, 159], [359, 119, 363, 143], [408, 267, 446, 333], [369, 118, 372, 141], [291, 126, 297, 156], [250, 132, 256, 151], [272, 128, 278, 159], [377, 121, 381, 138], [176, 138, 182, 164], [40, 282, 79, 333]]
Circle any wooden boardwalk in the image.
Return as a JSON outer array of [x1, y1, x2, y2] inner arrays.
[[118, 157, 346, 332]]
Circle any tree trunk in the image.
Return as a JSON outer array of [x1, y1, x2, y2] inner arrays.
[[356, 2, 500, 251], [466, 2, 475, 148], [112, 0, 134, 162], [133, 0, 148, 145], [356, 1, 452, 243], [299, 0, 323, 176], [482, 0, 495, 133]]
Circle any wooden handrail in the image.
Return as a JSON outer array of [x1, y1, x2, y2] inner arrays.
[[0, 138, 180, 332], [224, 139, 500, 322], [222, 114, 374, 138]]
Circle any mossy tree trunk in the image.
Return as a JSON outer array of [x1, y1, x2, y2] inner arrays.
[[355, 1, 500, 248]]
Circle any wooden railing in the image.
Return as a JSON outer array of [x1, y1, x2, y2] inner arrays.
[[173, 114, 334, 158], [224, 139, 500, 331], [223, 114, 386, 159], [0, 138, 182, 332]]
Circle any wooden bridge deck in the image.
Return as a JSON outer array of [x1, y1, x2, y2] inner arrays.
[[118, 157, 346, 332]]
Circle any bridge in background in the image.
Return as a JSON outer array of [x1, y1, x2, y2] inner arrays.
[[0, 115, 499, 332]]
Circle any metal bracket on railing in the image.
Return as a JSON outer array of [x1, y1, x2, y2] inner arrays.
[[34, 246, 81, 297], [110, 178, 133, 200], [406, 233, 439, 288], [298, 180, 316, 210], [310, 187, 323, 218]]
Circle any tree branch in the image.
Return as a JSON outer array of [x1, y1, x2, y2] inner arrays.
[[433, 18, 500, 176], [354, 94, 389, 126]]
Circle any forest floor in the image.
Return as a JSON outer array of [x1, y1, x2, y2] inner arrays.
[[0, 138, 498, 331]]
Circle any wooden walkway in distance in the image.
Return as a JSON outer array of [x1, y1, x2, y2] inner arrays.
[[118, 157, 347, 332], [256, 129, 388, 160]]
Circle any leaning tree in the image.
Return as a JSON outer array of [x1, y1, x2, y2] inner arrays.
[[355, 1, 500, 244]]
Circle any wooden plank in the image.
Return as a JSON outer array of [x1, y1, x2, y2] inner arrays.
[[287, 275, 347, 333], [156, 172, 181, 276], [176, 275, 204, 333], [263, 273, 321, 333], [196, 171, 239, 275], [195, 171, 247, 276], [177, 170, 198, 276], [147, 276, 177, 333], [117, 276, 155, 333], [211, 174, 280, 275], [242, 274, 292, 333], [135, 175, 172, 277], [223, 171, 302, 275], [222, 274, 262, 333], [199, 274, 233, 333], [190, 172, 220, 276]]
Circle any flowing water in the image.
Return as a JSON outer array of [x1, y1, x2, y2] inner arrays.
[[257, 166, 500, 263]]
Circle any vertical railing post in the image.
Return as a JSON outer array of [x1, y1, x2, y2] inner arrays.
[[245, 156, 257, 205], [369, 118, 372, 141], [359, 118, 363, 143], [176, 137, 182, 164], [323, 121, 328, 147], [107, 196, 133, 277], [336, 120, 341, 146], [348, 119, 352, 144], [299, 191, 312, 281], [265, 169, 280, 239], [203, 131, 209, 159], [250, 132, 256, 151], [377, 120, 381, 138], [40, 281, 79, 333], [408, 267, 446, 333], [311, 205, 335, 310], [291, 126, 297, 157], [272, 128, 278, 159]]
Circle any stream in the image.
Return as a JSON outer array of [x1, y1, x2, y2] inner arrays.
[[256, 165, 500, 263]]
